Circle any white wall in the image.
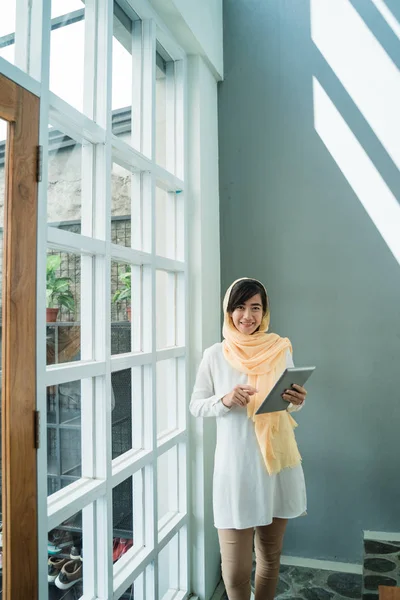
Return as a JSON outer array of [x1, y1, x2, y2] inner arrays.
[[148, 0, 223, 79]]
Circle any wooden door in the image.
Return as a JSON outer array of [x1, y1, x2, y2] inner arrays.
[[0, 72, 39, 599]]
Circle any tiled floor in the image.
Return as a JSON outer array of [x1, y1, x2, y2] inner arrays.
[[222, 564, 363, 599]]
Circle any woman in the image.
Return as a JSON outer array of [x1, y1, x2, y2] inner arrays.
[[190, 278, 307, 600]]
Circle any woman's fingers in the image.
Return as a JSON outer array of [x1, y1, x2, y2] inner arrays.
[[282, 394, 301, 404], [238, 391, 250, 406], [230, 385, 260, 407], [230, 385, 255, 407], [282, 387, 305, 405], [285, 389, 299, 398], [234, 389, 250, 407], [292, 384, 307, 396], [240, 385, 258, 395], [233, 398, 245, 407]]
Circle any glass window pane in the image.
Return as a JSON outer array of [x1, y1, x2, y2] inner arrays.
[[112, 162, 133, 248], [51, 0, 84, 18], [0, 3, 16, 65], [50, 4, 86, 112], [46, 250, 81, 366], [112, 4, 133, 141], [157, 359, 177, 439], [47, 126, 88, 230], [158, 533, 179, 599], [112, 476, 134, 563], [156, 188, 180, 260], [122, 583, 134, 599], [156, 52, 176, 172], [48, 510, 83, 596], [157, 446, 178, 533], [0, 118, 6, 236], [111, 369, 132, 459], [156, 271, 176, 349], [122, 562, 152, 598], [155, 59, 167, 168], [0, 119, 6, 146], [47, 381, 81, 497], [111, 261, 132, 354]]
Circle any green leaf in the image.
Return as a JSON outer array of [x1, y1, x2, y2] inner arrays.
[[53, 279, 72, 293], [116, 289, 131, 302], [46, 289, 56, 308], [46, 254, 75, 310], [47, 254, 61, 273], [119, 272, 131, 285], [57, 294, 75, 312], [112, 266, 132, 303]]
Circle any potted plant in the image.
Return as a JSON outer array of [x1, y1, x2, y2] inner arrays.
[[112, 265, 131, 321], [46, 254, 76, 322]]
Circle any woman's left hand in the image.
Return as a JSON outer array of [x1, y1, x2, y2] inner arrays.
[[282, 384, 307, 406]]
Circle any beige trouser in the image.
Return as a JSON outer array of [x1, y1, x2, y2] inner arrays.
[[218, 518, 288, 600]]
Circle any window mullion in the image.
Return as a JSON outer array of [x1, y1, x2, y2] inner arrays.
[[150, 172, 159, 597], [141, 19, 158, 600], [141, 19, 156, 161], [165, 60, 176, 174], [84, 0, 97, 120], [181, 53, 191, 600], [14, 0, 30, 72], [174, 58, 185, 181], [132, 19, 143, 151], [35, 1, 53, 599], [90, 0, 113, 598], [78, 0, 103, 597]]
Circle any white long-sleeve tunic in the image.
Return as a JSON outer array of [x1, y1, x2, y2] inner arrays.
[[190, 342, 307, 530]]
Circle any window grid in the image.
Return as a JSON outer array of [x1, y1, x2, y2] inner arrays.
[[1, 0, 190, 598]]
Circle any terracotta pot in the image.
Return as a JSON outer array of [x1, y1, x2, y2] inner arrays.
[[127, 307, 132, 322], [46, 307, 59, 322]]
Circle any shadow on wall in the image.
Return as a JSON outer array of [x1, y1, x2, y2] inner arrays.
[[219, 0, 400, 563]]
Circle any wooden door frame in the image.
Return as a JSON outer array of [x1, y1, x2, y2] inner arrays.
[[0, 72, 39, 599]]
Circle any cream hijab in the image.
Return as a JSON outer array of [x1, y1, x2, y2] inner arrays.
[[222, 278, 302, 474]]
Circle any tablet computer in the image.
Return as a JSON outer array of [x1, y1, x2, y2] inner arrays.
[[255, 366, 316, 415]]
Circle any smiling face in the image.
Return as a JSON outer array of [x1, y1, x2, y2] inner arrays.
[[231, 293, 264, 335]]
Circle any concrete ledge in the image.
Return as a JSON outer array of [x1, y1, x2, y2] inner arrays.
[[364, 531, 400, 542], [281, 555, 363, 575]]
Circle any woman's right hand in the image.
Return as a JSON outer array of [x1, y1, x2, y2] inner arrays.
[[222, 385, 258, 408]]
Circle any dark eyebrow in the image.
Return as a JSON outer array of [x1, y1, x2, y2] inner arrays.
[[250, 303, 262, 307]]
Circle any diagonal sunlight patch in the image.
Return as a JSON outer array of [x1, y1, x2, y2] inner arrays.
[[310, 0, 400, 170], [313, 77, 400, 266], [370, 0, 400, 39]]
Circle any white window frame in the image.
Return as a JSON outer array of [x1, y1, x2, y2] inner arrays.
[[0, 0, 191, 598]]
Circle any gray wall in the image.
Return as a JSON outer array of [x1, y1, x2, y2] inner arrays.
[[219, 0, 400, 563]]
